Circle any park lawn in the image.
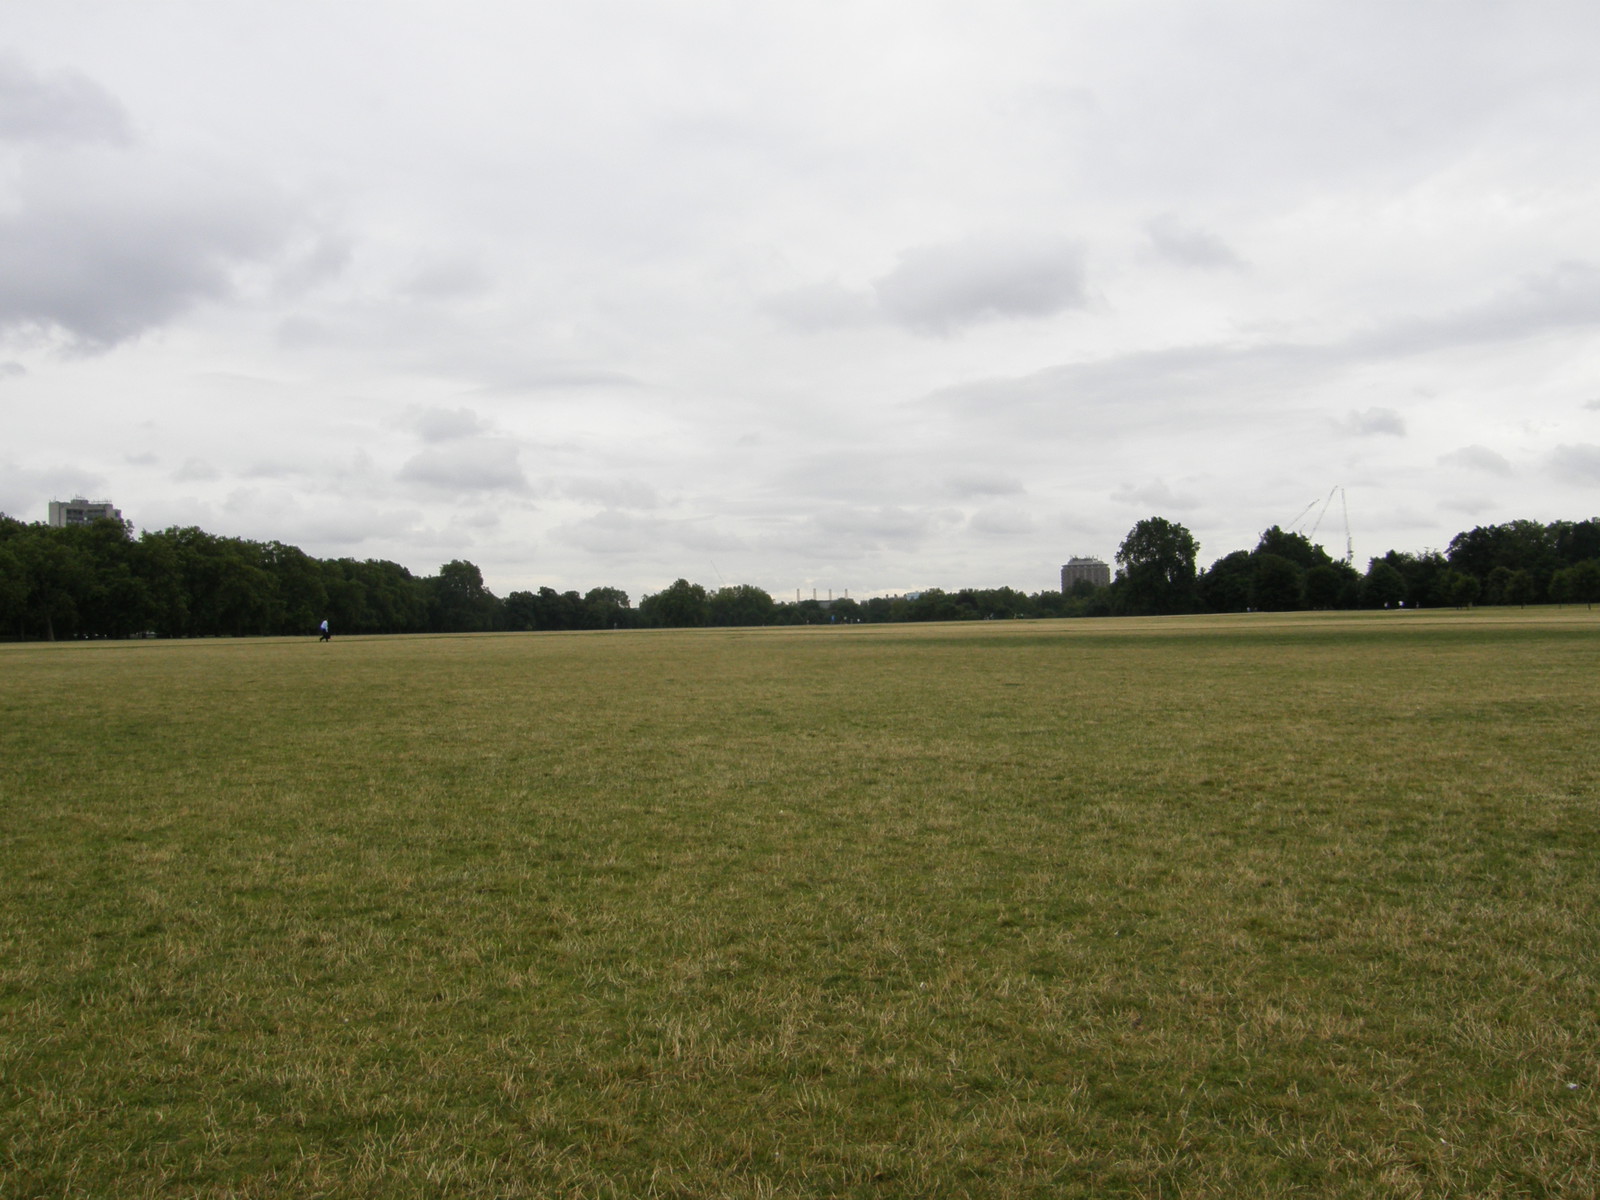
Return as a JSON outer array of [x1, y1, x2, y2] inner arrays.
[[1, 610, 1597, 1198]]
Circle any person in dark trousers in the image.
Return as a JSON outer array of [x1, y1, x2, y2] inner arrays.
[[318, 619, 331, 642]]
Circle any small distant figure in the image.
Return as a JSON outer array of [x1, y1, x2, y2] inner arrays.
[[318, 619, 331, 642]]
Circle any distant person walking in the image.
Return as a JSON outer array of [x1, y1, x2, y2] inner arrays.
[[318, 619, 331, 642]]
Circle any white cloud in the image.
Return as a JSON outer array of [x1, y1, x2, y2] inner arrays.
[[968, 505, 1037, 536], [760, 281, 876, 333], [6, 6, 1600, 595], [1111, 479, 1200, 512], [1342, 407, 1406, 437]]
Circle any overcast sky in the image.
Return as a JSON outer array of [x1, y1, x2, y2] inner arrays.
[[4, 2, 1599, 598]]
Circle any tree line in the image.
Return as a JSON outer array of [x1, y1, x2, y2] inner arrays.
[[1111, 515, 1600, 616], [2, 511, 1598, 640]]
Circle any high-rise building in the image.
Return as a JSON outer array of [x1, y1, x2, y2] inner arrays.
[[48, 497, 123, 527], [1061, 556, 1111, 592]]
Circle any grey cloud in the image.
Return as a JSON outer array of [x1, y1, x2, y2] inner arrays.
[[242, 461, 301, 479], [766, 450, 921, 507], [550, 512, 649, 560], [173, 458, 221, 482], [670, 519, 752, 556], [1356, 261, 1600, 357], [220, 487, 422, 546], [933, 261, 1600, 436], [398, 438, 527, 492], [467, 365, 644, 394], [0, 361, 24, 379], [415, 406, 488, 442], [926, 342, 1318, 437], [1439, 495, 1495, 517], [944, 471, 1025, 498], [449, 510, 502, 532], [290, 507, 423, 546], [0, 53, 131, 145], [873, 235, 1088, 335], [1549, 443, 1600, 481], [925, 279, 1591, 448], [1342, 407, 1406, 436], [798, 505, 961, 555], [275, 316, 337, 349], [1146, 214, 1244, 269], [552, 510, 744, 557], [1584, 398, 1600, 411], [273, 232, 353, 295], [561, 476, 660, 510], [1439, 445, 1512, 476], [0, 461, 105, 517], [0, 158, 298, 347], [402, 258, 492, 300], [921, 260, 1600, 424]]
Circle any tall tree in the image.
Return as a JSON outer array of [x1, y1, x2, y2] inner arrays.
[[1362, 560, 1407, 609], [1303, 564, 1345, 610], [0, 540, 30, 638], [1198, 550, 1253, 613], [426, 560, 500, 632], [1552, 559, 1600, 608], [263, 542, 328, 634], [1255, 525, 1333, 569], [583, 587, 632, 629], [1249, 553, 1303, 612], [709, 584, 776, 627], [1442, 570, 1482, 608], [1552, 519, 1600, 567], [641, 579, 710, 627], [1115, 517, 1199, 615], [1378, 550, 1449, 608]]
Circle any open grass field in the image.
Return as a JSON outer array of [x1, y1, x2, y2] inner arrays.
[[2, 610, 1598, 1198]]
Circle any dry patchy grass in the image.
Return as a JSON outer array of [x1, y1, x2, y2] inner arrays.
[[2, 610, 1598, 1197]]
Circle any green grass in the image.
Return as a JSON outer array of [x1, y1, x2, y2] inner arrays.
[[2, 611, 1598, 1197]]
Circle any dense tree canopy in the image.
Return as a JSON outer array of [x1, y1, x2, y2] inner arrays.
[[2, 510, 1598, 640]]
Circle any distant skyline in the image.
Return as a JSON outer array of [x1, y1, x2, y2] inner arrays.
[[5, 2, 1599, 598]]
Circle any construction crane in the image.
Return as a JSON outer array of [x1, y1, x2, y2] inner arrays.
[[1284, 498, 1320, 533], [1305, 486, 1354, 565]]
